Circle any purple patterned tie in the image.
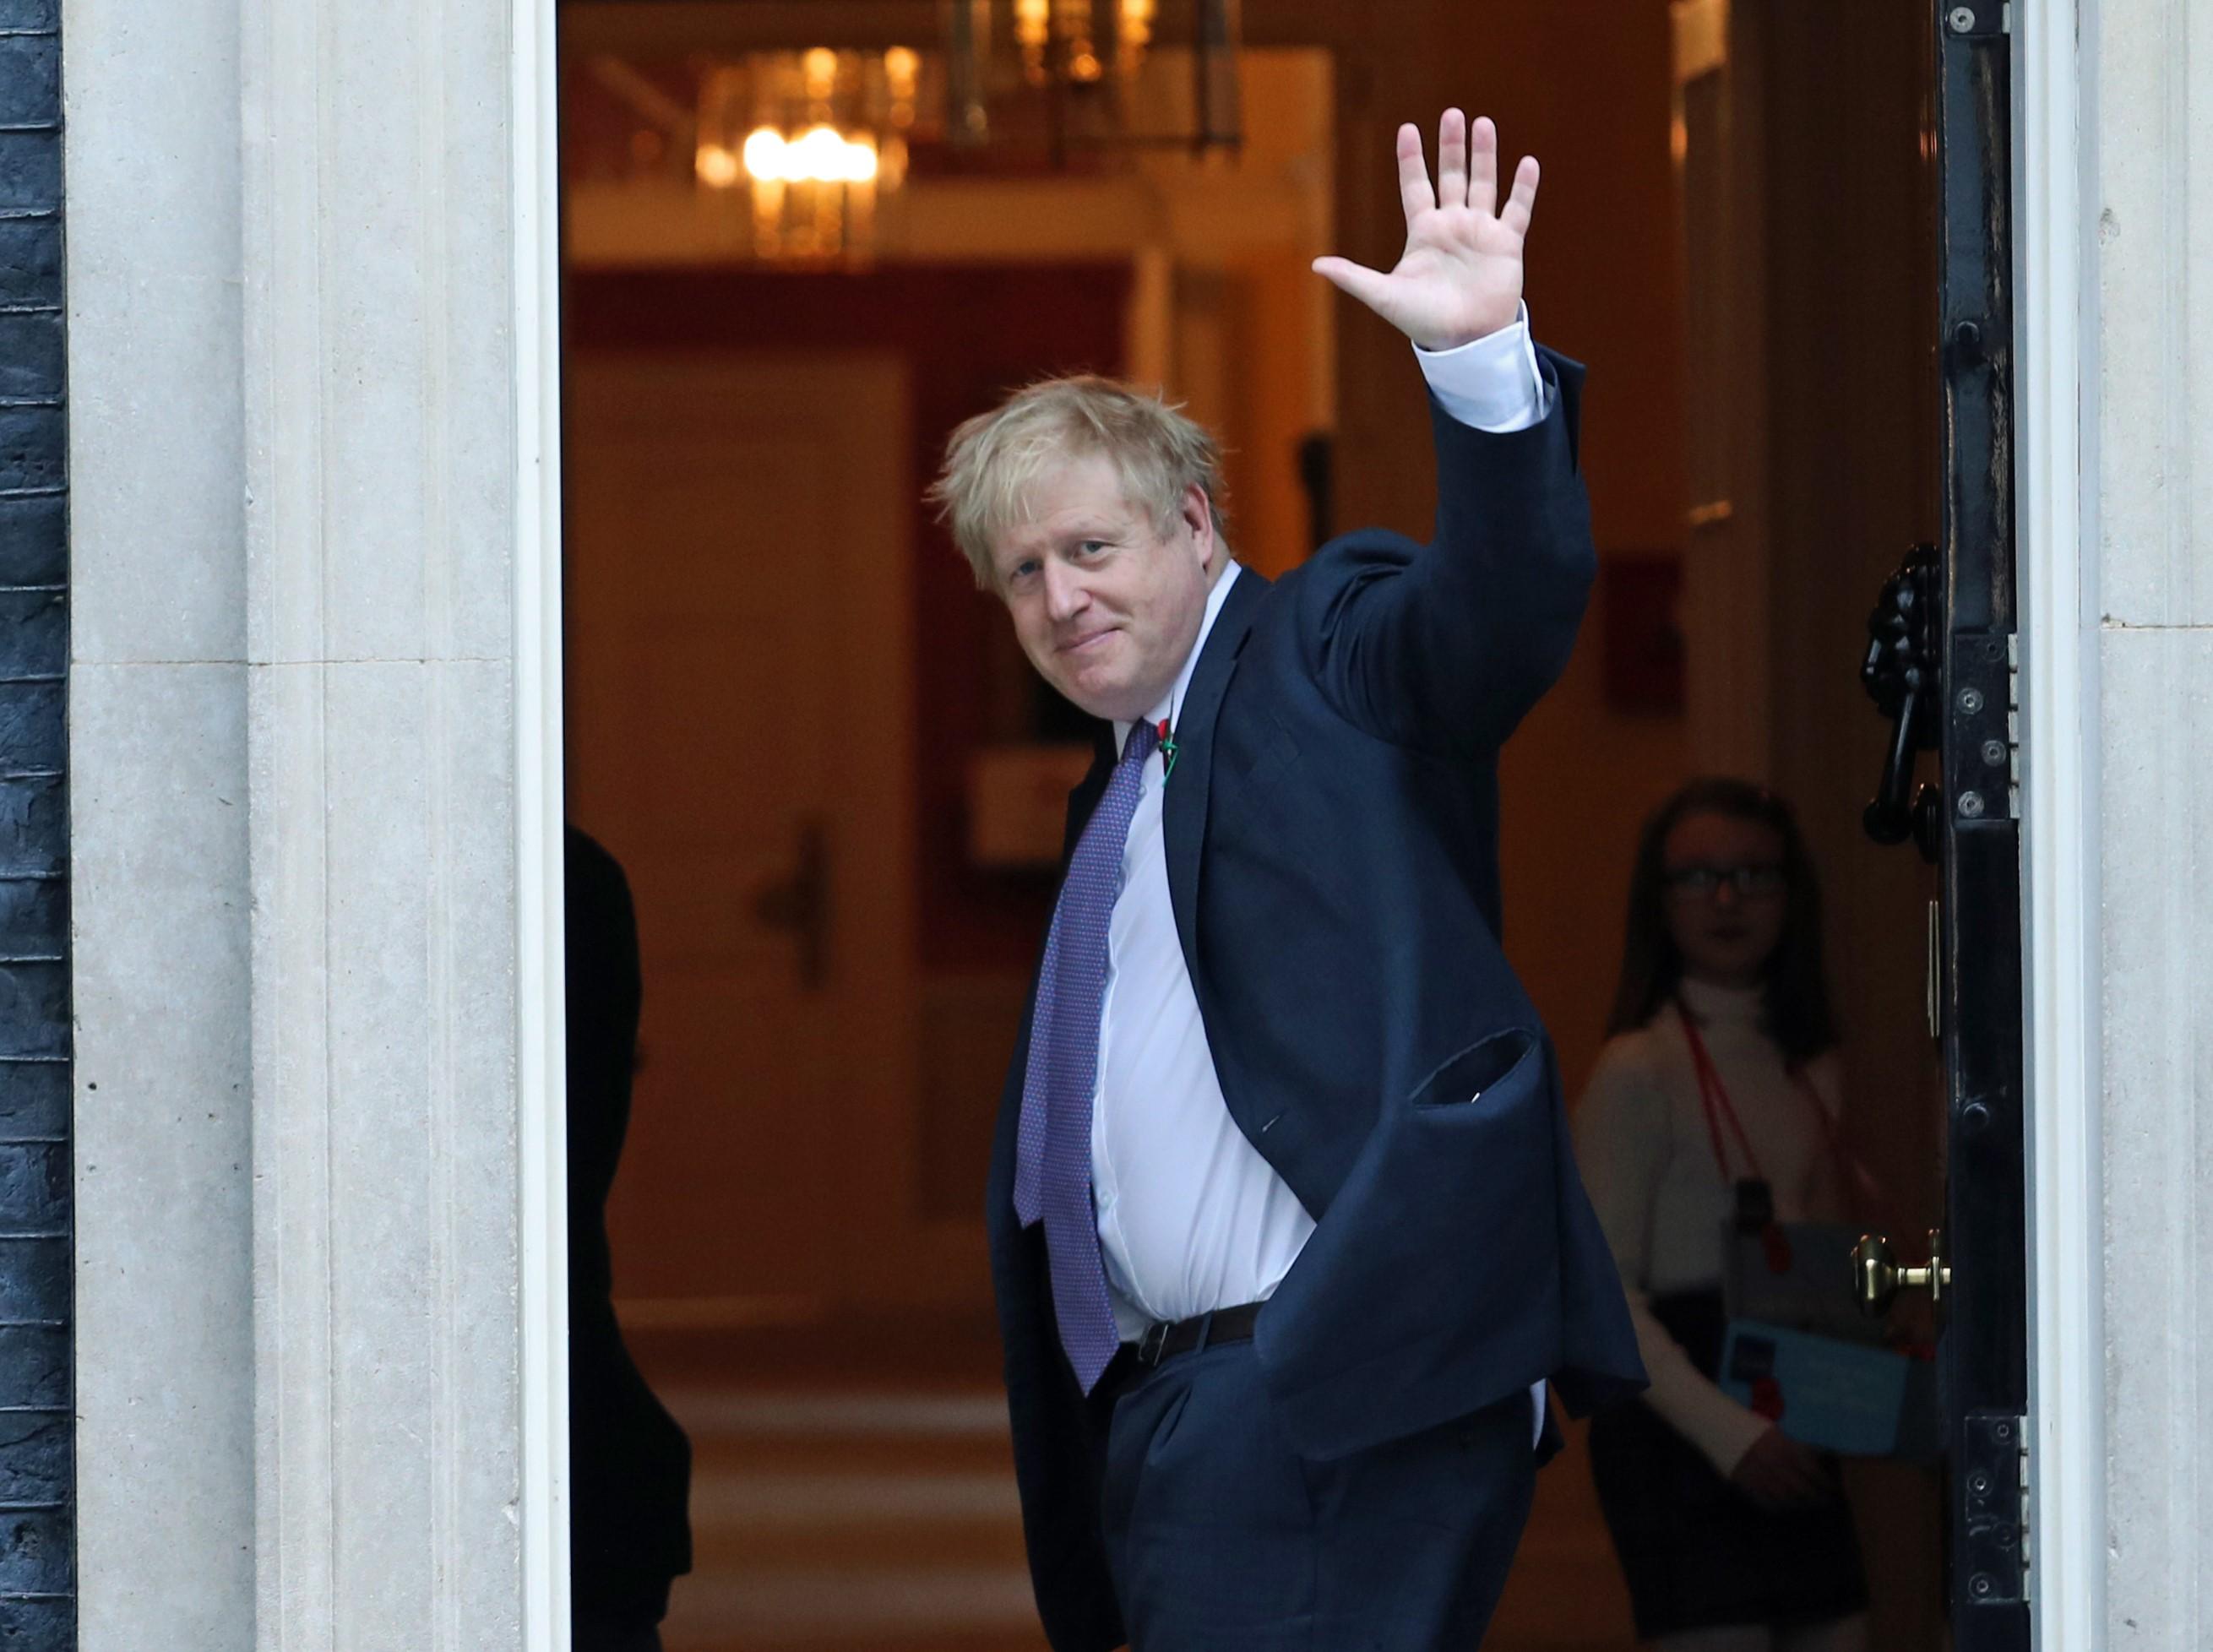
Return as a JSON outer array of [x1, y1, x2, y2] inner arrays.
[[1013, 718, 1160, 1393]]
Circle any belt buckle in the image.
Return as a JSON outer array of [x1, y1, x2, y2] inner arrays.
[[1137, 1319, 1171, 1367]]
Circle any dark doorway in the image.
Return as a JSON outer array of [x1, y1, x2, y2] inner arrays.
[[554, 5, 2021, 1649]]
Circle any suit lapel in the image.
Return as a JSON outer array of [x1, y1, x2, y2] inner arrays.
[[1163, 567, 1267, 985]]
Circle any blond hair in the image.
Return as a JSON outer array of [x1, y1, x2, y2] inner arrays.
[[927, 374, 1229, 589]]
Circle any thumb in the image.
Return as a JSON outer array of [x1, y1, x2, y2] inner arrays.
[[1312, 255, 1395, 314]]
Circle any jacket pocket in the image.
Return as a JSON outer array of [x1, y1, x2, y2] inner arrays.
[[1409, 1026, 1537, 1110], [1254, 1026, 1563, 1460]]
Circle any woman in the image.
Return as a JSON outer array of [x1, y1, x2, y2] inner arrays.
[[1576, 779, 1870, 1651]]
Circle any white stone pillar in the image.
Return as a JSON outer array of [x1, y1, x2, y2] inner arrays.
[[2084, 0, 2213, 1642], [240, 0, 562, 1644], [68, 0, 563, 1643]]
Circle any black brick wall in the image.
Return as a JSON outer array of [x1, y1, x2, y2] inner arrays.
[[0, 0, 66, 1644]]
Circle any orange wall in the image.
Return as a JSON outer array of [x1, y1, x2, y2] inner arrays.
[[1326, 2, 1689, 1100], [1220, 250, 1333, 579]]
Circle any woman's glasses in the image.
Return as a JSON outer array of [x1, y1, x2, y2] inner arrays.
[[1661, 863, 1786, 899]]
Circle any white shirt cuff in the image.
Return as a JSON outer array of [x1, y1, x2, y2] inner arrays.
[[1414, 302, 1548, 433]]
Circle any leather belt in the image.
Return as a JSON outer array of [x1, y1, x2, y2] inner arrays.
[[1128, 1301, 1265, 1370]]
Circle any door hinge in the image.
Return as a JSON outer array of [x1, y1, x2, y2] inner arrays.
[[2006, 632, 2021, 819], [1961, 1410, 2030, 1606], [1949, 633, 2018, 825]]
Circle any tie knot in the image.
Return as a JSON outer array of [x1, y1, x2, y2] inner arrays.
[[1122, 719, 1161, 765]]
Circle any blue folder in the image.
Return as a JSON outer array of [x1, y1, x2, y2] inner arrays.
[[1718, 1319, 1940, 1459]]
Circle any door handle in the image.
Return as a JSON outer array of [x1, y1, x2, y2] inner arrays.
[[1852, 1229, 1950, 1316], [752, 816, 830, 990], [1860, 543, 1944, 861]]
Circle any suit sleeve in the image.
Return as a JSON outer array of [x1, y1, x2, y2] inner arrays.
[[1295, 347, 1595, 757]]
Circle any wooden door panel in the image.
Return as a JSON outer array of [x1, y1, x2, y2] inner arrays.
[[568, 351, 916, 1317]]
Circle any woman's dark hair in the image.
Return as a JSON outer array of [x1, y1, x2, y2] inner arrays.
[[1607, 777, 1839, 1064]]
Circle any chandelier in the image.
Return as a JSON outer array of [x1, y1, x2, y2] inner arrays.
[[663, 1, 1241, 261], [693, 47, 922, 260], [945, 0, 1242, 158]]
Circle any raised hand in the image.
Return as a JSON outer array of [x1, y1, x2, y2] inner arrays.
[[1313, 110, 1537, 352]]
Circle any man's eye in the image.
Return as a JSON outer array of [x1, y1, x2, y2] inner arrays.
[[1077, 540, 1107, 557]]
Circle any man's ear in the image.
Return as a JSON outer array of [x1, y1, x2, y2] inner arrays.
[[1181, 483, 1215, 568]]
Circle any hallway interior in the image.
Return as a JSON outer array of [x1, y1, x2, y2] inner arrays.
[[645, 1317, 1041, 1652], [569, 9, 1947, 1649]]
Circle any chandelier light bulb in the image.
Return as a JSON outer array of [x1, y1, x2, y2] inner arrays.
[[696, 141, 743, 187], [740, 126, 787, 182], [794, 123, 849, 182]]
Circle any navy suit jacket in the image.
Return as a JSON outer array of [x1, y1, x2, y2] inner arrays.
[[985, 350, 1647, 1652]]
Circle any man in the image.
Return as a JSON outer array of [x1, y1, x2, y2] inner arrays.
[[932, 112, 1645, 1650]]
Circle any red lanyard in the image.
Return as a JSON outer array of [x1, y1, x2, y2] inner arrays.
[[1674, 999, 1840, 1187]]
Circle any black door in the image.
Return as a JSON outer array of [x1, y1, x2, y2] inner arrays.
[[1858, 6, 2029, 1647]]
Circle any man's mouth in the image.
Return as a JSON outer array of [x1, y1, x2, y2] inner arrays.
[[1058, 628, 1117, 655]]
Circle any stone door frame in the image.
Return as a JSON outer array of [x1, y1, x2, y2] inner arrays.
[[2015, 3, 2102, 1645], [55, 0, 2160, 1644], [516, 0, 569, 1641]]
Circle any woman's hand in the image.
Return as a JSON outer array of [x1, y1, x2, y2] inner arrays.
[[1312, 109, 1536, 351], [1730, 1424, 1837, 1510]]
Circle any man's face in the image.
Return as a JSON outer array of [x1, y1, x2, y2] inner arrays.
[[988, 452, 1217, 723]]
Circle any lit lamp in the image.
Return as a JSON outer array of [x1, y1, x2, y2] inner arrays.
[[1117, 0, 1156, 79], [693, 47, 915, 260]]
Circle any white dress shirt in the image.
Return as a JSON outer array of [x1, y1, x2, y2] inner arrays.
[[1415, 302, 1551, 432], [1088, 312, 1552, 1442]]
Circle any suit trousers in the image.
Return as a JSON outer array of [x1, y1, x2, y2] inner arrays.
[[1101, 1339, 1537, 1651]]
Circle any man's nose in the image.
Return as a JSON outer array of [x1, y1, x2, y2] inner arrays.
[[1712, 879, 1741, 910], [1041, 560, 1089, 621]]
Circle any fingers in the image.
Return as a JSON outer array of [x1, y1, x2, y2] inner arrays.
[[1733, 1427, 1828, 1510], [1437, 108, 1468, 210], [1747, 1466, 1824, 1512], [1499, 153, 1541, 237], [1779, 1460, 1827, 1503], [1739, 1463, 1790, 1511], [1466, 113, 1496, 215], [1311, 255, 1395, 314], [1791, 1447, 1838, 1503], [1396, 111, 1536, 237], [1395, 122, 1434, 225], [1760, 1440, 1833, 1508]]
